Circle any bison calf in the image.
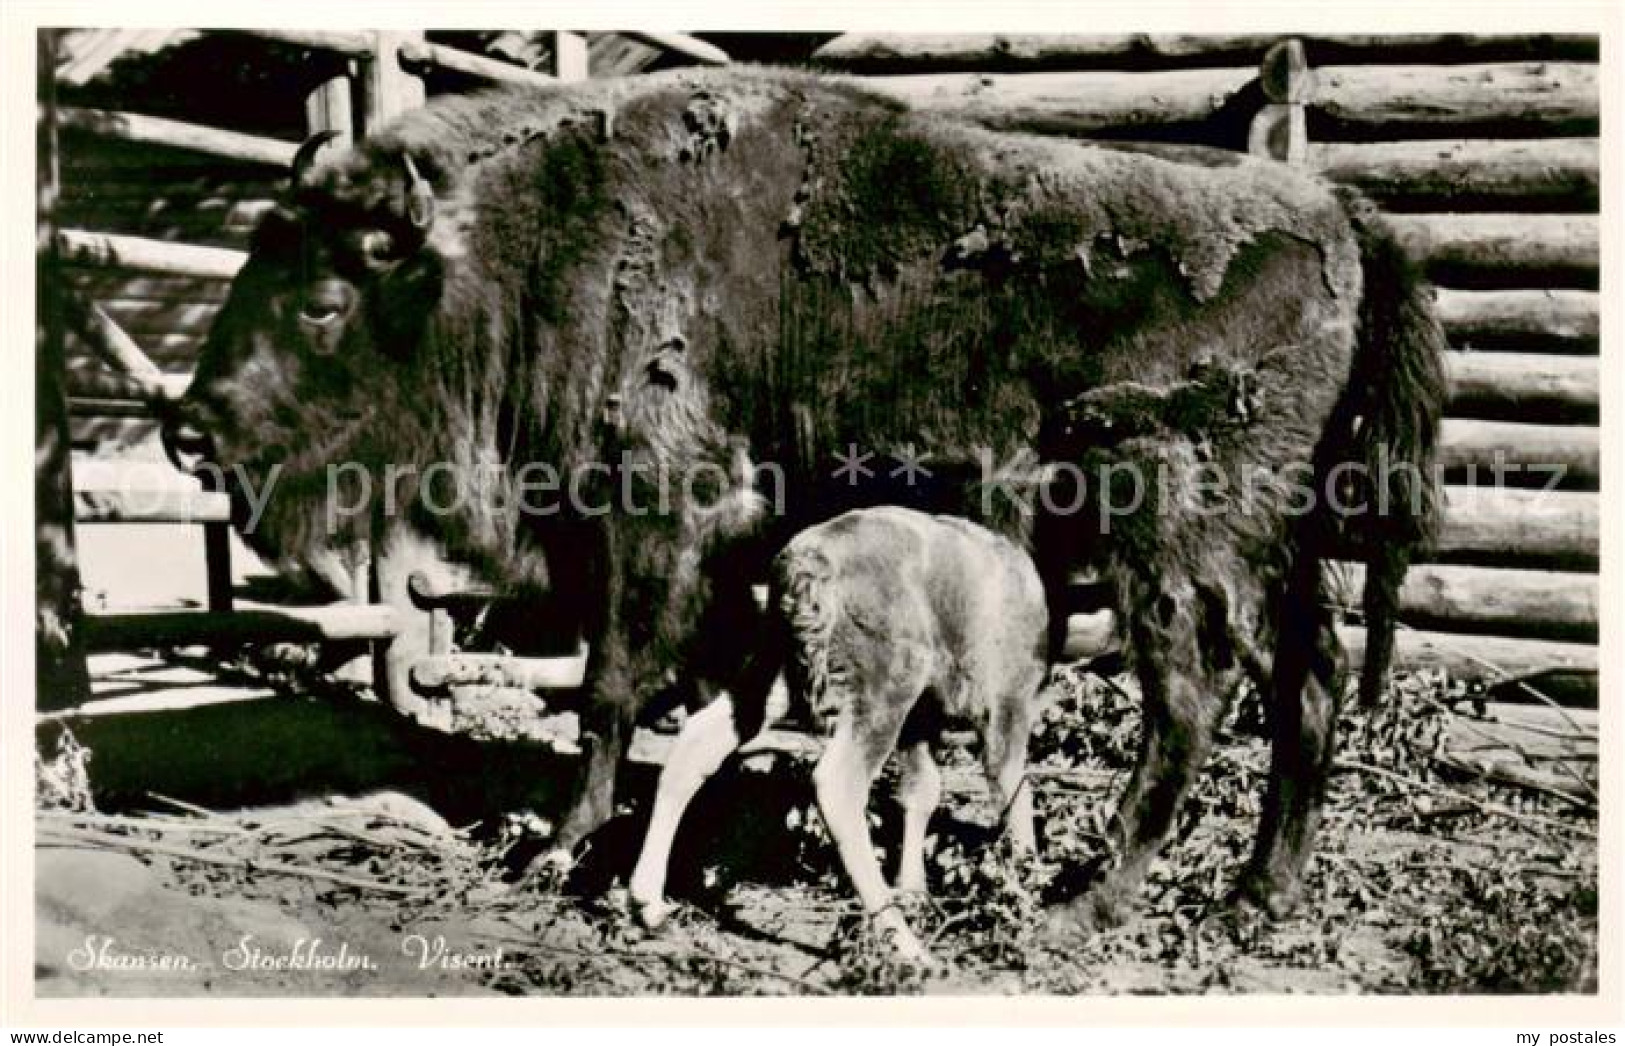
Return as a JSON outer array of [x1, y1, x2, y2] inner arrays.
[[628, 506, 1050, 962]]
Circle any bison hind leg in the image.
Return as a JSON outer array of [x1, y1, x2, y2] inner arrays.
[[1236, 558, 1347, 916]]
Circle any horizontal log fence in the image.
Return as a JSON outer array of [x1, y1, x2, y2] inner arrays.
[[57, 229, 248, 280], [1388, 214, 1597, 289], [811, 33, 1599, 73], [59, 107, 299, 167], [1438, 419, 1598, 487], [1445, 351, 1597, 420], [1310, 138, 1598, 211], [82, 605, 399, 651], [1434, 288, 1597, 352]]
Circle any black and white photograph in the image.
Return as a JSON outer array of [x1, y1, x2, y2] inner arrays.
[[5, 6, 1617, 1019]]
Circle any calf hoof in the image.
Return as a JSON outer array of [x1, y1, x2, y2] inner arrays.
[[631, 895, 674, 931], [872, 911, 936, 970]]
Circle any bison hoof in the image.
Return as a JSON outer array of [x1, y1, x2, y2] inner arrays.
[[524, 847, 575, 889], [1040, 890, 1126, 943], [1230, 872, 1301, 920], [871, 908, 936, 969]]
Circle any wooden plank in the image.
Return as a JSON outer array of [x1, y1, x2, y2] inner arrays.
[[1390, 213, 1597, 288], [398, 39, 558, 87], [854, 67, 1257, 136], [812, 34, 1598, 73], [1439, 419, 1598, 487], [82, 605, 400, 651], [1436, 486, 1598, 567], [550, 32, 590, 81], [1446, 351, 1597, 420], [622, 31, 729, 65], [38, 28, 92, 710], [231, 28, 374, 56], [410, 650, 589, 694], [74, 487, 232, 525], [1330, 562, 1597, 640], [1338, 625, 1596, 687], [305, 74, 355, 146], [1313, 138, 1597, 211], [57, 230, 247, 280], [362, 31, 426, 135], [1435, 288, 1597, 352], [1311, 62, 1599, 137], [60, 107, 298, 168]]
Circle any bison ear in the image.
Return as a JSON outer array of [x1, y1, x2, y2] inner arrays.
[[369, 248, 445, 356], [349, 152, 438, 272]]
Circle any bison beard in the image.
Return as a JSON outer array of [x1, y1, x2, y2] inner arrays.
[[178, 68, 1444, 931]]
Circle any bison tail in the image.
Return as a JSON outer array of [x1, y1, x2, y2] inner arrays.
[[1337, 190, 1448, 706]]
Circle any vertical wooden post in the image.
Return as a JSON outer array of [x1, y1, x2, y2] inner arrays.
[[304, 67, 355, 146], [1248, 39, 1312, 165], [36, 29, 91, 710], [551, 31, 589, 81], [361, 31, 426, 134]]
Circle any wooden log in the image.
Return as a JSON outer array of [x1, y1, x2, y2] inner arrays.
[[57, 230, 246, 280], [1338, 625, 1596, 686], [1446, 351, 1597, 420], [1435, 288, 1597, 352], [854, 68, 1257, 137], [1312, 138, 1597, 211], [1248, 103, 1307, 165], [410, 650, 589, 695], [623, 31, 729, 66], [550, 32, 590, 81], [362, 31, 426, 136], [232, 28, 374, 56], [1436, 486, 1598, 567], [305, 74, 355, 147], [1330, 562, 1597, 641], [1310, 62, 1599, 137], [1389, 214, 1597, 288], [397, 39, 558, 88], [82, 605, 400, 652], [64, 366, 188, 403], [1259, 38, 1312, 103], [59, 107, 298, 168], [74, 486, 231, 524], [1439, 419, 1598, 488], [37, 28, 91, 710], [812, 34, 1598, 73], [406, 571, 497, 609]]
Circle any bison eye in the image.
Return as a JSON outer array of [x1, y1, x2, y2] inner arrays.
[[300, 301, 342, 326]]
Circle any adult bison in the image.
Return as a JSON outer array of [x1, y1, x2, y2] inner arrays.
[[173, 67, 1443, 931]]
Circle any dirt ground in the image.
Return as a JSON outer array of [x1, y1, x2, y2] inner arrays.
[[34, 654, 1599, 998]]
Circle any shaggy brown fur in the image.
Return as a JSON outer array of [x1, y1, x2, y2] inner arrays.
[[178, 67, 1444, 929], [627, 507, 1049, 962]]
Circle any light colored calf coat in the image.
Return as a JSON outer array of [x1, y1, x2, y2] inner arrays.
[[628, 506, 1050, 961]]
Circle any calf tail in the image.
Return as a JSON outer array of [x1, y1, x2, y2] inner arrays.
[[1337, 190, 1448, 706], [770, 542, 841, 728]]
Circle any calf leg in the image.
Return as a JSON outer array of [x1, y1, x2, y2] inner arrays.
[[982, 678, 1040, 856], [894, 740, 941, 894], [1048, 604, 1224, 934], [627, 696, 747, 927], [1238, 573, 1345, 914], [815, 696, 930, 963]]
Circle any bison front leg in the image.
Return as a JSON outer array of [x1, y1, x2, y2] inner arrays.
[[549, 647, 640, 860]]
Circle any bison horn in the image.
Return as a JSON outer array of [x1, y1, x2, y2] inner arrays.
[[289, 130, 342, 191], [402, 153, 435, 231]]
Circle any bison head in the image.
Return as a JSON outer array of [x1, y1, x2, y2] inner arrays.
[[170, 133, 450, 561]]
